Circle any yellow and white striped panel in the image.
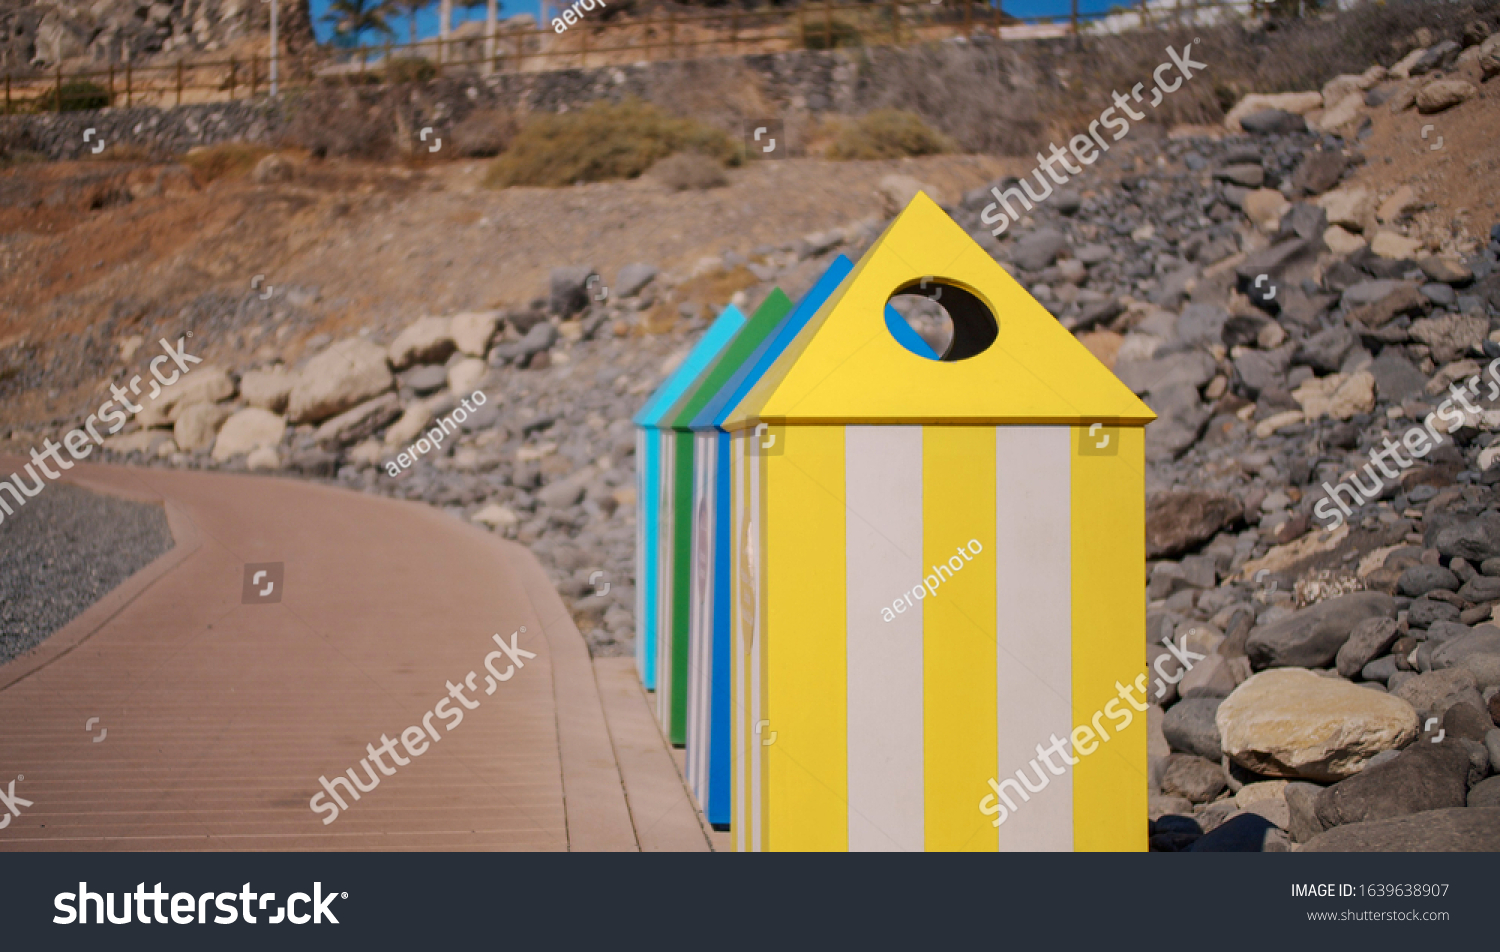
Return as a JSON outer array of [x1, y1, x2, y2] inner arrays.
[[732, 424, 1146, 852]]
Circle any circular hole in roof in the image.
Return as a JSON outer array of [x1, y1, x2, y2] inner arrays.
[[885, 279, 998, 361]]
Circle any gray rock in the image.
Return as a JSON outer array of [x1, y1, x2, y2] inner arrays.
[[1277, 203, 1329, 243], [1160, 754, 1228, 803], [1247, 592, 1397, 669], [1215, 164, 1265, 187], [537, 472, 590, 508], [1341, 278, 1404, 309], [490, 322, 559, 365], [1337, 617, 1401, 678], [1074, 243, 1113, 265], [1175, 303, 1230, 348], [1284, 781, 1326, 843], [1470, 775, 1500, 808], [1290, 149, 1346, 194], [1408, 597, 1462, 628], [1398, 564, 1460, 597], [314, 393, 402, 448], [1431, 626, 1500, 688], [616, 263, 658, 298], [550, 266, 597, 317], [1294, 325, 1357, 374], [1241, 109, 1307, 135], [1313, 743, 1471, 828], [1162, 698, 1224, 760], [401, 365, 449, 396], [1011, 228, 1068, 271], [1367, 350, 1428, 403], [1444, 702, 1493, 742], [1436, 513, 1500, 563], [1233, 346, 1292, 398], [1301, 807, 1500, 851], [1419, 256, 1474, 285], [1362, 655, 1400, 683], [1421, 283, 1458, 308], [1410, 40, 1461, 76], [1144, 383, 1210, 462], [1236, 238, 1315, 283], [1114, 350, 1216, 396], [1458, 575, 1500, 602], [1391, 667, 1480, 717]]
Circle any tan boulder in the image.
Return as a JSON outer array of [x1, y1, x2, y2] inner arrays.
[[1217, 668, 1419, 782], [1370, 230, 1424, 259], [447, 358, 489, 396], [1294, 371, 1375, 421], [1377, 185, 1417, 225], [387, 316, 456, 370], [877, 174, 945, 216], [1242, 188, 1290, 232], [1316, 187, 1376, 234], [212, 408, 287, 462], [1416, 79, 1476, 114], [450, 311, 503, 357], [239, 366, 296, 413], [1323, 225, 1367, 255], [173, 402, 231, 453], [286, 338, 393, 424]]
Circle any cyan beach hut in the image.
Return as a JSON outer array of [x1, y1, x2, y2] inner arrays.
[[655, 290, 794, 749], [725, 194, 1155, 851], [633, 305, 746, 690]]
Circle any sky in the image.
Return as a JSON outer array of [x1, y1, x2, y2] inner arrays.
[[305, 0, 1125, 45]]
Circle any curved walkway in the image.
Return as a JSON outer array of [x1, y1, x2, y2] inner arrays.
[[0, 459, 710, 851]]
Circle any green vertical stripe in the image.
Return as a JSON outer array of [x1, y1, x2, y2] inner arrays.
[[671, 429, 695, 746]]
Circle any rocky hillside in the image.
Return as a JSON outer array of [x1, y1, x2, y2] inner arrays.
[[3, 14, 1500, 850], [0, 0, 313, 71]]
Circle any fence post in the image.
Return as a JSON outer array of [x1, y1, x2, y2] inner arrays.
[[889, 0, 898, 43], [963, 0, 972, 37], [994, 0, 1002, 36], [126, 61, 133, 106], [108, 63, 116, 107], [175, 60, 183, 105], [4, 75, 10, 116], [824, 0, 833, 48], [668, 10, 676, 59], [1138, 0, 1149, 28], [228, 57, 236, 99], [515, 30, 524, 71], [1071, 0, 1078, 36], [580, 24, 588, 68], [730, 7, 739, 54]]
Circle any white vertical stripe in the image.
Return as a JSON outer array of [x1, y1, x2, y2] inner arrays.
[[732, 435, 747, 852], [656, 433, 675, 728], [845, 426, 925, 852], [995, 426, 1073, 852]]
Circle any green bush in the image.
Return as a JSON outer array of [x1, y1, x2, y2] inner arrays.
[[33, 80, 111, 112], [826, 109, 954, 160], [801, 17, 861, 50], [384, 57, 437, 83], [484, 99, 741, 188]]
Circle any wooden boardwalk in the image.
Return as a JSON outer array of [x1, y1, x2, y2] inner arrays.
[[0, 459, 710, 851]]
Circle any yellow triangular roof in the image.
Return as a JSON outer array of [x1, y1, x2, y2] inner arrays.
[[722, 192, 1155, 430]]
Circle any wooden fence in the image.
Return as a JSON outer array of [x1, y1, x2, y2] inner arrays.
[[2, 0, 1257, 115]]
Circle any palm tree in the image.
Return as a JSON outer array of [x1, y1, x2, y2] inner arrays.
[[389, 0, 436, 48], [322, 0, 395, 47]]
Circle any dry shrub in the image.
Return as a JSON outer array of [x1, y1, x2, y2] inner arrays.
[[181, 143, 273, 182], [826, 109, 953, 160], [450, 107, 520, 158], [649, 151, 728, 190], [483, 98, 741, 188]]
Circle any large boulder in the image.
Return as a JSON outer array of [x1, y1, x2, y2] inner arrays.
[[314, 393, 403, 448], [1146, 491, 1242, 559], [449, 311, 502, 357], [1431, 627, 1500, 689], [1312, 743, 1471, 827], [1246, 592, 1395, 669], [212, 408, 287, 462], [1162, 698, 1224, 760], [287, 339, 394, 424], [239, 367, 296, 413], [1301, 807, 1500, 851], [1217, 668, 1419, 781], [1391, 668, 1481, 718], [173, 402, 231, 453], [1435, 513, 1500, 563], [137, 366, 236, 427], [388, 316, 456, 370]]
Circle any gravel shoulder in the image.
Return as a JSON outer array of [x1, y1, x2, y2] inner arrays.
[[0, 481, 174, 664]]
